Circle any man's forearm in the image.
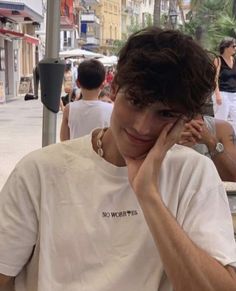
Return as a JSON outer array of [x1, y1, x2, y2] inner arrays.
[[0, 273, 14, 288], [137, 191, 236, 291], [211, 153, 236, 181], [203, 136, 236, 182]]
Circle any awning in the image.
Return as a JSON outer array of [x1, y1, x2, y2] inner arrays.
[[0, 2, 43, 23], [0, 28, 24, 38], [24, 34, 39, 45], [0, 29, 39, 45]]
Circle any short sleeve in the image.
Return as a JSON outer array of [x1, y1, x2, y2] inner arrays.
[[182, 182, 236, 268], [0, 163, 38, 276]]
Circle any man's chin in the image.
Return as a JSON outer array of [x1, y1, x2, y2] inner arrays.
[[122, 150, 149, 161]]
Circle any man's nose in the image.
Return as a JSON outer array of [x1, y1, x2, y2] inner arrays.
[[132, 110, 155, 135]]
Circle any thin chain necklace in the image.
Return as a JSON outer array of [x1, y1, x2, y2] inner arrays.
[[96, 128, 108, 157]]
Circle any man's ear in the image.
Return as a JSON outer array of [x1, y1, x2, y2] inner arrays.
[[110, 83, 118, 101]]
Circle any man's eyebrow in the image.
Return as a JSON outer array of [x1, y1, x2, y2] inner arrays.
[[167, 109, 186, 115], [229, 132, 236, 144]]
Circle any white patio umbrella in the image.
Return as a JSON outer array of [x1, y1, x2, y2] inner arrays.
[[59, 48, 104, 59], [97, 55, 118, 66]]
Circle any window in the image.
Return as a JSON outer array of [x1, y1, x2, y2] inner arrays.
[[14, 49, 18, 72], [110, 25, 112, 39], [0, 48, 5, 71], [104, 2, 107, 12]]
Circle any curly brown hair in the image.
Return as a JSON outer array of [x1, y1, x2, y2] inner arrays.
[[113, 27, 216, 117]]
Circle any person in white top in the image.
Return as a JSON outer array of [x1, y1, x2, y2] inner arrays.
[[60, 59, 113, 140], [0, 27, 236, 291]]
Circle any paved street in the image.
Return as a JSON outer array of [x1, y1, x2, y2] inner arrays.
[[0, 96, 62, 190]]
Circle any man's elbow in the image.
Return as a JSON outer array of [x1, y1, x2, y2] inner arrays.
[[221, 172, 236, 183], [60, 133, 69, 142]]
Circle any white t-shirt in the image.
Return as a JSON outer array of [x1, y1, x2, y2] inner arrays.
[[68, 100, 113, 138], [0, 134, 235, 291]]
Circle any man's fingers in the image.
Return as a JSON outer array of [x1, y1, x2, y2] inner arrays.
[[185, 121, 203, 133]]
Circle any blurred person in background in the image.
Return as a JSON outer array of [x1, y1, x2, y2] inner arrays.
[[213, 37, 236, 133], [60, 59, 113, 140]]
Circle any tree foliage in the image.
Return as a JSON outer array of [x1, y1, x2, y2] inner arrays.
[[112, 14, 153, 55], [183, 0, 236, 52]]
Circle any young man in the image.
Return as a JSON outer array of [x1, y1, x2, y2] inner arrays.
[[0, 27, 236, 291], [179, 114, 236, 181], [60, 59, 113, 140]]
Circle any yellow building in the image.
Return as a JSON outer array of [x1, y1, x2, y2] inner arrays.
[[94, 0, 121, 55]]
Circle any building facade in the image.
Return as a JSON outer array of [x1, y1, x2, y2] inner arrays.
[[0, 0, 43, 102], [60, 0, 79, 51], [79, 0, 121, 55]]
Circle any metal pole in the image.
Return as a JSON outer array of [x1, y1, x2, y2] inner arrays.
[[42, 0, 61, 147]]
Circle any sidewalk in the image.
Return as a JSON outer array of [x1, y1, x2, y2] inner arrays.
[[0, 96, 62, 190]]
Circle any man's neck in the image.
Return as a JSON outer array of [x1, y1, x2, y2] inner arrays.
[[81, 88, 101, 100], [101, 128, 126, 167]]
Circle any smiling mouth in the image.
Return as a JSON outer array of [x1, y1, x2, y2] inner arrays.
[[124, 129, 155, 145]]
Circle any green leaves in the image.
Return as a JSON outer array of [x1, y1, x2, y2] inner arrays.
[[183, 0, 236, 52]]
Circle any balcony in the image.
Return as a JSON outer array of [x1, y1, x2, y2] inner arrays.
[[86, 36, 99, 45], [0, 1, 43, 23], [122, 5, 133, 14], [82, 0, 100, 5], [81, 11, 100, 24], [133, 5, 140, 15]]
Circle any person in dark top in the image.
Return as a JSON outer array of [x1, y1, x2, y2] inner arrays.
[[213, 37, 236, 133]]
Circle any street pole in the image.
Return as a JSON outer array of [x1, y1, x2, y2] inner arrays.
[[42, 0, 61, 147]]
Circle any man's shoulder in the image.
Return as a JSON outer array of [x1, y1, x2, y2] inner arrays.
[[214, 118, 233, 129], [214, 118, 234, 138], [69, 100, 83, 109], [171, 143, 205, 156], [167, 144, 222, 184], [170, 144, 214, 167], [100, 101, 113, 109], [18, 136, 91, 169]]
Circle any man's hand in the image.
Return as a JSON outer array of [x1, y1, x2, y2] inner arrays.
[[124, 118, 185, 196], [179, 118, 204, 146], [179, 117, 217, 148]]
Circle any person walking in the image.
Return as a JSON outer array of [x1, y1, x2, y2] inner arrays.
[[71, 60, 81, 100], [60, 63, 73, 110], [213, 37, 236, 132], [0, 27, 235, 291], [60, 59, 113, 140]]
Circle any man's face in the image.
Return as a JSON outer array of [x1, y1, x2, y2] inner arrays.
[[110, 90, 186, 159]]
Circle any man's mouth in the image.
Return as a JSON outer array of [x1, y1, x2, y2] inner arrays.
[[124, 129, 155, 145]]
